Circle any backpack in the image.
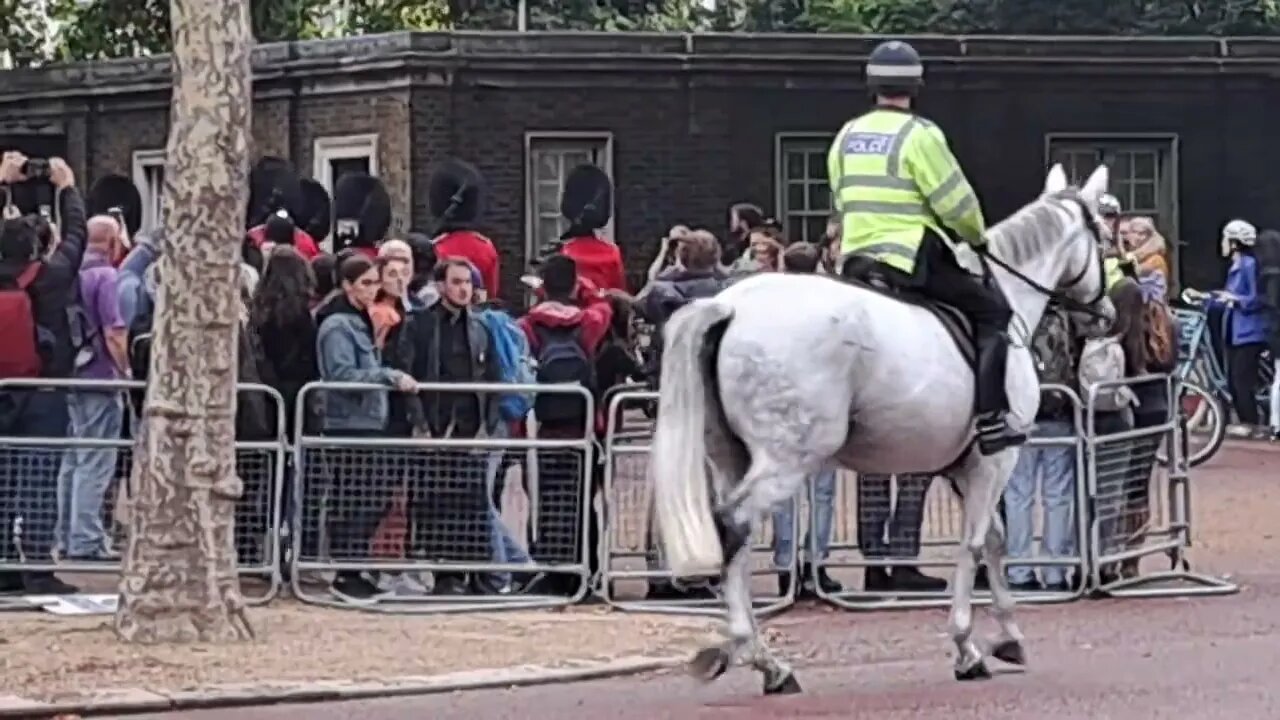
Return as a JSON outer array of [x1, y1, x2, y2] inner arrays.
[[0, 263, 44, 378], [478, 308, 535, 423], [1029, 306, 1076, 416], [1078, 336, 1136, 413], [68, 254, 114, 370], [1142, 299, 1178, 372], [533, 324, 596, 427]]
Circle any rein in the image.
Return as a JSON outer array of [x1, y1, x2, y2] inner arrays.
[[979, 194, 1110, 322]]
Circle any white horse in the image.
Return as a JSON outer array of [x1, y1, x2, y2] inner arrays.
[[651, 165, 1116, 693]]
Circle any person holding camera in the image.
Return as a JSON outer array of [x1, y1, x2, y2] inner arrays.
[[0, 151, 86, 595]]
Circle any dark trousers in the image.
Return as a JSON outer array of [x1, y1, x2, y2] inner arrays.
[[0, 390, 68, 563], [844, 231, 1013, 415], [857, 473, 933, 559], [324, 430, 401, 560], [410, 449, 489, 562], [1227, 342, 1264, 425]]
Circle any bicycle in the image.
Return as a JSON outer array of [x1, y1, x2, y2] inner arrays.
[[1160, 290, 1272, 467]]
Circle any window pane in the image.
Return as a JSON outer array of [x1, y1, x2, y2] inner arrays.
[[786, 182, 805, 213], [806, 151, 828, 182], [538, 218, 561, 249], [1131, 182, 1156, 211], [1132, 152, 1156, 181], [534, 152, 558, 182], [808, 182, 832, 211], [536, 180, 560, 214], [785, 151, 805, 180], [563, 151, 592, 170], [803, 215, 827, 244], [1111, 151, 1134, 183], [330, 157, 369, 184]]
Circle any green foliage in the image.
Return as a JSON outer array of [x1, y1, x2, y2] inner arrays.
[[0, 0, 55, 67], [800, 0, 940, 33]]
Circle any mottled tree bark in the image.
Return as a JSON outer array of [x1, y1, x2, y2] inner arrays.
[[114, 0, 254, 644]]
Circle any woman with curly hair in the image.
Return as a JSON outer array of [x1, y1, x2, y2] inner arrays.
[[250, 245, 320, 438]]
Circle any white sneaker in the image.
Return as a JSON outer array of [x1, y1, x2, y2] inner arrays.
[[1227, 423, 1255, 439]]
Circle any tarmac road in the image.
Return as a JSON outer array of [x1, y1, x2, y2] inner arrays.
[[111, 442, 1280, 720]]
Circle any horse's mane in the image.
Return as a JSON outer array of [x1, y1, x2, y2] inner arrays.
[[986, 189, 1079, 265]]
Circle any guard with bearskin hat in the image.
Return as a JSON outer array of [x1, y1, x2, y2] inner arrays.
[[332, 172, 391, 260], [244, 157, 322, 260], [429, 159, 499, 300], [556, 164, 625, 293]]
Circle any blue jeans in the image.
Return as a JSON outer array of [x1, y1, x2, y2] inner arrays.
[[481, 440, 531, 591], [772, 465, 837, 568], [1002, 419, 1076, 585], [55, 391, 124, 558]]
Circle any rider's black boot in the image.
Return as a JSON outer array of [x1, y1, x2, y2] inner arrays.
[[976, 411, 1026, 456]]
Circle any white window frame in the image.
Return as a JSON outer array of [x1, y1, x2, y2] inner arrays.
[[131, 149, 166, 235], [312, 133, 379, 194], [522, 131, 615, 267], [774, 132, 835, 244], [1043, 132, 1180, 281]]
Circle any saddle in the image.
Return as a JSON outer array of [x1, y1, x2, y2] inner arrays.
[[841, 270, 977, 369]]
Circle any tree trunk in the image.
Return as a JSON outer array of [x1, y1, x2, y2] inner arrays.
[[114, 0, 254, 644]]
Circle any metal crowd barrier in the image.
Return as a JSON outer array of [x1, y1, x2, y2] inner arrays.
[[289, 380, 595, 613], [1084, 375, 1237, 598], [598, 389, 798, 617], [0, 377, 287, 605], [814, 383, 1090, 610]]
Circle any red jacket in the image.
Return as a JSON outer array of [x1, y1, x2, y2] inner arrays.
[[561, 235, 626, 293], [246, 225, 321, 260], [435, 230, 500, 296]]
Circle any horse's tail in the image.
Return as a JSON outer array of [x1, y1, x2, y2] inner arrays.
[[652, 298, 735, 578]]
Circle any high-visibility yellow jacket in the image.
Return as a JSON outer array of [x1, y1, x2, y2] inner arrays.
[[827, 107, 985, 275]]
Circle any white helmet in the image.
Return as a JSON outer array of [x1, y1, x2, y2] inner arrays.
[[1097, 193, 1121, 217], [1223, 219, 1257, 245]]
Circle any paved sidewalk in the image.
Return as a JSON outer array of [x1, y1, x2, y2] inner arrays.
[[0, 604, 715, 713]]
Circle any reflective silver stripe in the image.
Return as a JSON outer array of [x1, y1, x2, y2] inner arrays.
[[941, 193, 978, 221], [841, 200, 927, 216], [838, 174, 916, 191], [867, 63, 923, 78], [926, 170, 964, 205], [850, 242, 917, 262], [885, 119, 920, 177]]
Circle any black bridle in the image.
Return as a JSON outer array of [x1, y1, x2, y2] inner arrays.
[[978, 193, 1110, 322]]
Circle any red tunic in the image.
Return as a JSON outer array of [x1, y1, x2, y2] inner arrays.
[[245, 225, 321, 260], [434, 230, 500, 295], [560, 235, 626, 292]]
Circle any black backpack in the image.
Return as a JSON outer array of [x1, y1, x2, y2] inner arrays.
[[533, 324, 595, 427]]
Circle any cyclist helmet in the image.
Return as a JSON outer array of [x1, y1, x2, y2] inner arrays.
[[1097, 193, 1121, 218], [866, 40, 923, 97], [1223, 219, 1257, 246]]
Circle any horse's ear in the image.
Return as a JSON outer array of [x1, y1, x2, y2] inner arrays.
[[1043, 164, 1068, 194], [1081, 165, 1109, 206]]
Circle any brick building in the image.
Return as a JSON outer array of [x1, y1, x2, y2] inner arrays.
[[2, 31, 1279, 294]]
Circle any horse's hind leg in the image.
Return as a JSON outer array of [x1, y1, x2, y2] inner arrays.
[[983, 512, 1027, 666], [688, 455, 805, 695]]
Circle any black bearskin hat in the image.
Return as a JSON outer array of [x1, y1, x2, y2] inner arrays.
[[298, 179, 332, 244], [87, 174, 143, 236], [428, 158, 485, 227], [246, 156, 303, 229], [559, 164, 612, 231], [332, 173, 391, 249]]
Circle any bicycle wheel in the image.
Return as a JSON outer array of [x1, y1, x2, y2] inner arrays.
[[1157, 381, 1226, 468]]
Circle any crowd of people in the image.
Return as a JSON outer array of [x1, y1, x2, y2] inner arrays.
[[0, 144, 1242, 606]]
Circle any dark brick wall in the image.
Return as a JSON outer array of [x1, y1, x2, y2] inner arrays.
[[9, 56, 1278, 295]]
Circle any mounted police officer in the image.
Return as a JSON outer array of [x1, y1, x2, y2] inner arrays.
[[829, 39, 1024, 456]]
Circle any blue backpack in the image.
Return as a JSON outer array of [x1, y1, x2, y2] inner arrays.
[[478, 308, 535, 423]]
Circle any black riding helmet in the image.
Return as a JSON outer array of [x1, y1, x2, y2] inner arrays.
[[866, 40, 924, 98]]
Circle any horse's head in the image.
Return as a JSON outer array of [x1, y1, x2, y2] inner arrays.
[[1040, 163, 1115, 337]]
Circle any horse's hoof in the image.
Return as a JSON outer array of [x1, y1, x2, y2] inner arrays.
[[954, 661, 992, 682], [764, 672, 803, 695], [688, 647, 730, 682], [991, 640, 1027, 666]]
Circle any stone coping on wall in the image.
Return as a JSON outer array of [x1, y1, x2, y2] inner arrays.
[[2, 30, 1280, 102]]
